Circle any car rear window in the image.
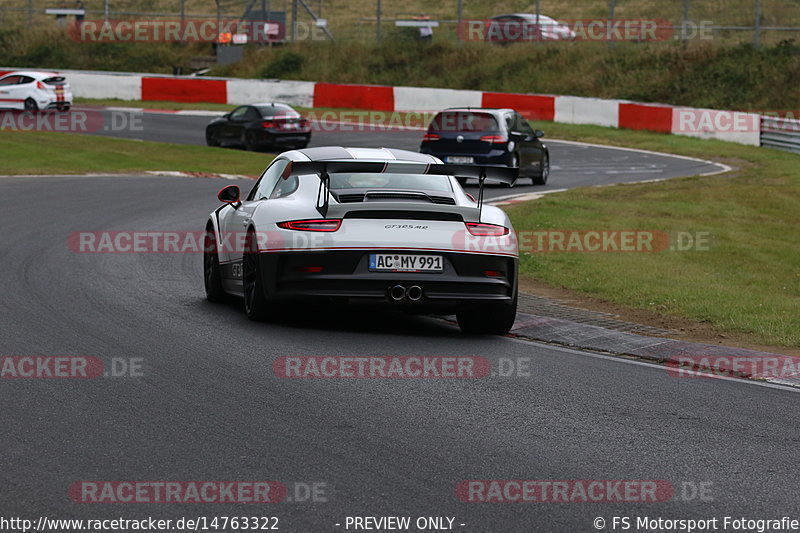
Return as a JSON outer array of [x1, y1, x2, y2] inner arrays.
[[257, 105, 299, 118], [329, 173, 452, 193], [43, 76, 67, 86], [428, 111, 499, 133]]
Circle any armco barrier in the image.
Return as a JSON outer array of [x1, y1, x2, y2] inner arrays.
[[141, 77, 227, 103], [227, 79, 315, 107], [619, 103, 673, 134], [482, 92, 555, 121], [313, 83, 394, 111], [0, 66, 790, 150]]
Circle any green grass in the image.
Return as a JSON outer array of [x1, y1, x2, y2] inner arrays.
[[0, 130, 272, 176], [1, 113, 798, 347], [503, 124, 800, 347]]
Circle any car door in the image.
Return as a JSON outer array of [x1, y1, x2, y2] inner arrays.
[[220, 106, 249, 140], [219, 158, 290, 270], [0, 75, 22, 109], [512, 112, 542, 174]]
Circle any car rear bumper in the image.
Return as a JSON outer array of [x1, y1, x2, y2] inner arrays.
[[257, 249, 517, 307], [419, 148, 513, 166]]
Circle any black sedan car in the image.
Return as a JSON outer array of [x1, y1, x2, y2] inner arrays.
[[206, 103, 311, 151], [419, 107, 549, 186]]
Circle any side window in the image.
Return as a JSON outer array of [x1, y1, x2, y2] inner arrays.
[[229, 106, 249, 121], [245, 107, 261, 121], [17, 76, 35, 85], [270, 175, 298, 199], [504, 114, 514, 131], [0, 76, 21, 86], [247, 159, 290, 201], [516, 113, 534, 135]]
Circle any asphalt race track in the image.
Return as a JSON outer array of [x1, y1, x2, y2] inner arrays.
[[77, 108, 725, 197], [1, 174, 799, 531]]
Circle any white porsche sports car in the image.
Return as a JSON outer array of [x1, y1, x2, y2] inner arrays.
[[0, 71, 72, 111], [204, 147, 519, 334]]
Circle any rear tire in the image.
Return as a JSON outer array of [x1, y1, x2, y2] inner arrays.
[[457, 291, 518, 335], [243, 131, 259, 152], [243, 229, 275, 321], [203, 228, 227, 303], [24, 98, 38, 112], [506, 154, 519, 188], [532, 154, 549, 185]]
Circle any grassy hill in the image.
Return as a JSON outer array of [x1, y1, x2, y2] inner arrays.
[[1, 1, 798, 110]]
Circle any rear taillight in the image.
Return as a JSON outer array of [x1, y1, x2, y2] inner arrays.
[[36, 81, 46, 90], [261, 120, 276, 128], [480, 135, 507, 144], [277, 219, 342, 232], [422, 133, 441, 142], [299, 118, 310, 127], [465, 223, 509, 236]]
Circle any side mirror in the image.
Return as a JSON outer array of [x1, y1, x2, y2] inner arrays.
[[222, 113, 231, 119], [217, 185, 240, 204], [534, 129, 545, 138]]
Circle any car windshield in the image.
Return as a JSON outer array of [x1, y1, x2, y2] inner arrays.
[[428, 111, 499, 133], [329, 173, 452, 193]]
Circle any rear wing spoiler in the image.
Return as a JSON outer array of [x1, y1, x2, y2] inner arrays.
[[284, 160, 518, 217]]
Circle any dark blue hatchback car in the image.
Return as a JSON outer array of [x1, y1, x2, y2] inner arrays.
[[419, 107, 550, 187]]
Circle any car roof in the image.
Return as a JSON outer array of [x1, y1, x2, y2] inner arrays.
[[1, 71, 60, 79], [440, 107, 515, 116], [251, 102, 293, 108], [493, 13, 557, 21], [294, 146, 440, 164]]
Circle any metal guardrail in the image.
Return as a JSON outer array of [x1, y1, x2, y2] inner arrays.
[[761, 116, 800, 154]]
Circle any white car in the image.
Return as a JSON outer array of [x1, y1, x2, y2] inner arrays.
[[490, 13, 577, 42], [204, 147, 520, 334], [0, 71, 72, 111]]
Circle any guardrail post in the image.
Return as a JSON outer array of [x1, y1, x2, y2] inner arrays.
[[754, 0, 762, 47], [376, 0, 381, 43]]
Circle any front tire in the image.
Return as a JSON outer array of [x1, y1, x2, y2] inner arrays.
[[457, 291, 518, 335], [206, 130, 220, 147], [243, 229, 275, 321], [505, 154, 520, 188], [532, 154, 549, 185], [203, 228, 226, 303]]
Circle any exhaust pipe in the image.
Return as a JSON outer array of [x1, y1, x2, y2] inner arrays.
[[389, 285, 407, 301], [406, 285, 423, 302]]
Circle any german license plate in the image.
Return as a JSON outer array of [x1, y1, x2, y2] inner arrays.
[[446, 156, 474, 164], [369, 254, 443, 272]]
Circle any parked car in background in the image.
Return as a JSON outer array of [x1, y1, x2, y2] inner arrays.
[[488, 13, 576, 43], [0, 71, 72, 111], [419, 108, 550, 186], [206, 103, 311, 151]]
